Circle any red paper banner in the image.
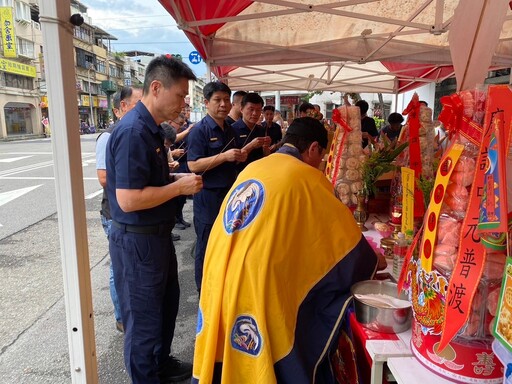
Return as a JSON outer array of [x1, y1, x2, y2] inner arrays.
[[438, 113, 493, 352], [402, 94, 424, 217]]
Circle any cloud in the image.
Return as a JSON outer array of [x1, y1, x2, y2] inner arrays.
[[82, 0, 206, 75]]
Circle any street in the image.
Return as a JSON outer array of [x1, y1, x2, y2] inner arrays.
[[0, 134, 198, 383]]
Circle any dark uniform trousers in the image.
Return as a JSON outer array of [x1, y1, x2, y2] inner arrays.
[[193, 186, 230, 293], [110, 225, 179, 384]]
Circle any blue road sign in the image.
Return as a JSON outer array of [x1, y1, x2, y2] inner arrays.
[[189, 51, 202, 65]]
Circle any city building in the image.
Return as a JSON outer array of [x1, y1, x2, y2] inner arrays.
[[0, 0, 42, 139], [70, 0, 122, 131]]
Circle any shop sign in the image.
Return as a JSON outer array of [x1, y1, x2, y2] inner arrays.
[[264, 96, 301, 105], [99, 98, 107, 108], [40, 95, 48, 108], [81, 95, 90, 107], [0, 57, 36, 78], [0, 7, 16, 58]]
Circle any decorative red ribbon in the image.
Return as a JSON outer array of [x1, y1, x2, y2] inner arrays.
[[330, 108, 353, 185], [402, 93, 424, 217], [438, 94, 483, 146]]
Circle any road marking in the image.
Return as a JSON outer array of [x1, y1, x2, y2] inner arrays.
[[0, 185, 42, 208], [0, 156, 33, 163], [85, 189, 103, 199]]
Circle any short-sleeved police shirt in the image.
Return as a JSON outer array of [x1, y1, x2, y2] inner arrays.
[[232, 119, 266, 172], [261, 121, 283, 145], [187, 114, 238, 189], [105, 101, 175, 226]]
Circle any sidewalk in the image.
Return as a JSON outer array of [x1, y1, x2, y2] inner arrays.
[[0, 196, 198, 383]]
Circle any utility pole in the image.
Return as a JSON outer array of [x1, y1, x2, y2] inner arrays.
[[87, 63, 95, 127]]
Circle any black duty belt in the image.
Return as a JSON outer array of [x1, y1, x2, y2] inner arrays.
[[112, 220, 173, 235]]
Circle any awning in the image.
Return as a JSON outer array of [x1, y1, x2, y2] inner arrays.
[[159, 0, 512, 93]]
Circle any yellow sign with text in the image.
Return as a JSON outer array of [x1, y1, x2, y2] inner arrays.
[[401, 167, 415, 238], [0, 58, 36, 77], [0, 7, 16, 58]]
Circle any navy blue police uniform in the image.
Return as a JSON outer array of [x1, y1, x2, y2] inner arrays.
[[231, 118, 266, 172], [261, 120, 283, 146], [187, 114, 238, 292], [106, 101, 179, 384]]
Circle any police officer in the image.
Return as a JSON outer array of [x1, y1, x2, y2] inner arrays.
[[106, 55, 203, 384], [187, 81, 247, 293]]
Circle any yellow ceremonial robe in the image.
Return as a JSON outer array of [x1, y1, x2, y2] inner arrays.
[[193, 152, 377, 383]]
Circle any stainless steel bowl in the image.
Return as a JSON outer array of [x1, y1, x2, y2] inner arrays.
[[351, 280, 412, 334]]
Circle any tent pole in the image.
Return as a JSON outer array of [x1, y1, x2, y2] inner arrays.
[[39, 0, 98, 382], [275, 91, 281, 110], [206, 61, 212, 81], [394, 78, 399, 112]]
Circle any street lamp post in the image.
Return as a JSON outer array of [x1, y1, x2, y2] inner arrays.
[[87, 63, 94, 127]]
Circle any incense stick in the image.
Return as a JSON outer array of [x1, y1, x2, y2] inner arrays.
[[201, 137, 235, 175]]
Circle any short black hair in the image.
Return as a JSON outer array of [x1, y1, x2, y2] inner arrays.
[[203, 81, 231, 101], [388, 112, 404, 124], [161, 122, 177, 144], [299, 102, 315, 113], [284, 117, 328, 151], [241, 92, 264, 108], [263, 105, 275, 112], [232, 90, 247, 102], [143, 55, 196, 95], [355, 100, 369, 114], [419, 100, 428, 107]]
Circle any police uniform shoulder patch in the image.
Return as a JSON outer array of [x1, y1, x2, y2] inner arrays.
[[231, 315, 262, 356], [223, 179, 264, 234]]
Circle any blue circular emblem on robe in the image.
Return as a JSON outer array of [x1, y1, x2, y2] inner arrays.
[[223, 179, 264, 234], [230, 315, 262, 356], [196, 306, 203, 335]]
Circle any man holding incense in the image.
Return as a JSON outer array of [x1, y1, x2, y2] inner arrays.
[[187, 81, 247, 293]]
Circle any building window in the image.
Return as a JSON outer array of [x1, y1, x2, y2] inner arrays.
[[109, 64, 122, 78], [82, 80, 98, 95], [75, 47, 96, 69], [1, 72, 34, 90], [4, 102, 34, 135], [15, 1, 31, 23], [16, 37, 34, 58], [0, 0, 13, 6], [73, 25, 92, 44], [96, 60, 106, 74]]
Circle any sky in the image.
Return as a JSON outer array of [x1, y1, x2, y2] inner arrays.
[[83, 0, 207, 77]]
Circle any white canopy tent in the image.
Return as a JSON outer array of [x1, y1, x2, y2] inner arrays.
[[160, 0, 512, 93]]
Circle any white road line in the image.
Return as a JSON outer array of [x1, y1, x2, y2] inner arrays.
[[0, 156, 33, 163], [0, 161, 54, 177], [85, 189, 103, 199], [0, 185, 42, 207]]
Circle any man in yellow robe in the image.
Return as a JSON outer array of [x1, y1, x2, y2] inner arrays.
[[193, 117, 378, 383]]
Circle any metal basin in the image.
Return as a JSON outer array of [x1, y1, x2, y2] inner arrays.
[[351, 280, 412, 334]]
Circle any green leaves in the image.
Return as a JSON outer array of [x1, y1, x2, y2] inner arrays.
[[361, 141, 409, 197]]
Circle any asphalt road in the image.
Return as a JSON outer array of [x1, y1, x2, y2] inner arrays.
[[0, 134, 198, 383]]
